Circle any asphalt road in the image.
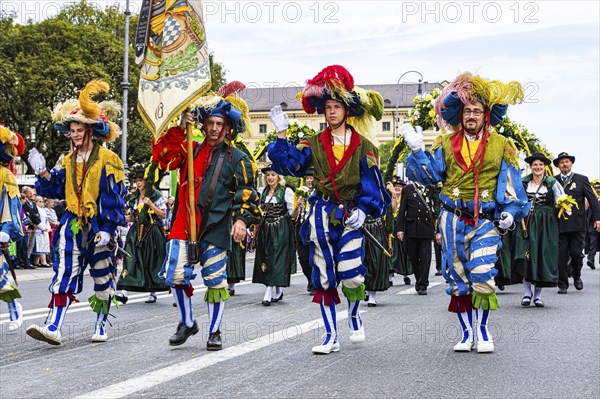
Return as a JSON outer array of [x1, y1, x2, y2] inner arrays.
[[1, 254, 599, 399]]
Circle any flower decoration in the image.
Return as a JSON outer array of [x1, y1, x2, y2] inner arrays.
[[408, 88, 441, 131], [569, 182, 577, 190], [254, 119, 317, 160], [556, 194, 579, 219], [295, 185, 311, 199], [452, 187, 460, 197], [481, 190, 489, 199]]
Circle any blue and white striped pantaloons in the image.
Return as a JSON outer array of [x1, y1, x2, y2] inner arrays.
[[161, 239, 228, 290], [438, 210, 500, 296], [302, 200, 367, 291], [50, 222, 115, 301]]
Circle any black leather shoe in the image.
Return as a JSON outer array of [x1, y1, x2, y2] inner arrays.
[[417, 289, 427, 296], [435, 271, 442, 276], [261, 300, 271, 306], [207, 330, 223, 351], [403, 276, 411, 285], [574, 278, 583, 290], [557, 288, 568, 294], [228, 289, 235, 296], [367, 302, 377, 307], [272, 292, 283, 303], [587, 260, 596, 270], [169, 321, 199, 346], [309, 287, 316, 296], [115, 294, 128, 304]]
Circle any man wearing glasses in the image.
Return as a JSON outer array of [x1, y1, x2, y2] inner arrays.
[[402, 73, 530, 353]]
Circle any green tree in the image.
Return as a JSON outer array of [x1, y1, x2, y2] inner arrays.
[[0, 0, 227, 177]]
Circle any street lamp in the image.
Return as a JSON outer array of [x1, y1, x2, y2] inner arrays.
[[121, 0, 131, 182], [394, 70, 423, 141]]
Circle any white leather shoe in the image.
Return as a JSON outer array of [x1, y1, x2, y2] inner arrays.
[[312, 337, 340, 354], [6, 302, 23, 332], [92, 322, 108, 342], [453, 340, 474, 352], [26, 325, 62, 345], [476, 339, 494, 353], [349, 325, 365, 344]]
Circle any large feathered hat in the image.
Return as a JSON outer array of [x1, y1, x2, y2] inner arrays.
[[0, 123, 25, 163], [297, 65, 384, 135], [434, 72, 524, 131], [51, 80, 121, 143], [191, 81, 252, 140]]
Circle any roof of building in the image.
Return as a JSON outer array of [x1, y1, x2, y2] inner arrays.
[[240, 82, 443, 112]]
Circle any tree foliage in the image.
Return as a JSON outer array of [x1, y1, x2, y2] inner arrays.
[[0, 0, 226, 179]]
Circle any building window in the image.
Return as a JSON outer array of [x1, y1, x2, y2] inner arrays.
[[382, 122, 391, 131], [259, 124, 267, 134], [320, 123, 327, 131]]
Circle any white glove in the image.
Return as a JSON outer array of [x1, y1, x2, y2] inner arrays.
[[497, 212, 514, 229], [269, 105, 289, 133], [0, 231, 10, 243], [95, 231, 112, 247], [28, 148, 47, 175], [346, 208, 366, 230], [401, 124, 423, 151]]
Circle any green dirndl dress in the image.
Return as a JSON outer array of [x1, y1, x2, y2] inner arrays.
[[389, 203, 412, 276], [514, 177, 559, 287], [363, 216, 392, 291], [117, 190, 168, 292], [252, 186, 297, 287]]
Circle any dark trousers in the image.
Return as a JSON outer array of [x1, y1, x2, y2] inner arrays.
[[405, 238, 432, 291], [586, 230, 599, 264], [295, 225, 312, 285], [558, 231, 585, 289], [16, 233, 31, 268], [434, 240, 442, 271]]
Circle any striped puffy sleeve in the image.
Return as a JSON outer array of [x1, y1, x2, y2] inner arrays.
[[36, 168, 66, 200], [267, 138, 312, 177], [231, 154, 261, 226], [354, 150, 391, 218], [97, 154, 126, 234], [494, 139, 530, 221]]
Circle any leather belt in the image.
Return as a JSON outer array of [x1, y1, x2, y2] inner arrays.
[[315, 189, 355, 209], [441, 203, 494, 222]]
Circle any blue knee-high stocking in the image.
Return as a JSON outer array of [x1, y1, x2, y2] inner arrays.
[[7, 300, 20, 321], [94, 299, 111, 336], [476, 309, 492, 343], [347, 300, 362, 331], [48, 297, 72, 332], [207, 301, 224, 334], [173, 288, 195, 328], [457, 311, 473, 344], [319, 299, 337, 345]]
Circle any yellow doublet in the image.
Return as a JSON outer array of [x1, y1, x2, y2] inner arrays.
[[63, 145, 124, 219], [460, 136, 481, 168], [0, 166, 19, 199]]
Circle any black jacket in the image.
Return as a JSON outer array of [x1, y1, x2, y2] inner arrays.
[[23, 199, 41, 225], [555, 173, 600, 233], [396, 183, 436, 239]]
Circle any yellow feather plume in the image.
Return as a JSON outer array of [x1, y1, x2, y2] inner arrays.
[[79, 80, 110, 120], [226, 94, 253, 138]]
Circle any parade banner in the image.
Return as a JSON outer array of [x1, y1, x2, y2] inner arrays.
[[137, 0, 212, 137], [134, 0, 152, 64]]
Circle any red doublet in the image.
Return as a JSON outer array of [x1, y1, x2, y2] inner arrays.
[[169, 140, 216, 240]]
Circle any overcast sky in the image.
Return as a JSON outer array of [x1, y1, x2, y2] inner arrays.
[[5, 0, 599, 177]]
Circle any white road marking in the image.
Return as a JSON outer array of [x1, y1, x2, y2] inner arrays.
[[73, 310, 351, 399], [397, 282, 442, 295]]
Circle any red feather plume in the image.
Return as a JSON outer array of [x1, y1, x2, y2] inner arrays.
[[218, 81, 246, 98]]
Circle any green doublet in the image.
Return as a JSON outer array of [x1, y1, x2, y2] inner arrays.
[[308, 132, 379, 201], [433, 131, 519, 203]]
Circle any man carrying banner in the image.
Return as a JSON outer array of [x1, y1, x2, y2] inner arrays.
[[26, 80, 126, 345], [402, 72, 530, 353], [152, 83, 260, 351], [268, 65, 390, 354]]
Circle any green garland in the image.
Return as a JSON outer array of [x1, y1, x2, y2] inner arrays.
[[254, 120, 318, 161]]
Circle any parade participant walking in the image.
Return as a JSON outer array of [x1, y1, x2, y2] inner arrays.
[[0, 123, 26, 331], [295, 167, 315, 295], [116, 167, 168, 304], [363, 214, 391, 306], [25, 80, 126, 345], [586, 181, 600, 269], [253, 166, 297, 306], [268, 65, 390, 354], [152, 82, 260, 351], [387, 177, 412, 285], [402, 72, 529, 353], [514, 153, 563, 307], [553, 152, 600, 293], [396, 181, 436, 295]]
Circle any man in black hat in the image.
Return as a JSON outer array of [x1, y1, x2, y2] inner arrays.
[[295, 167, 315, 295], [553, 152, 600, 293]]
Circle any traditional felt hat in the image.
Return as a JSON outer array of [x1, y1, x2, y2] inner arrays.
[[261, 165, 273, 174], [192, 81, 252, 140], [392, 176, 406, 186], [0, 123, 25, 163], [305, 166, 315, 176], [52, 80, 121, 142], [524, 152, 551, 166], [297, 65, 384, 135], [434, 72, 524, 131], [552, 152, 575, 166]]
